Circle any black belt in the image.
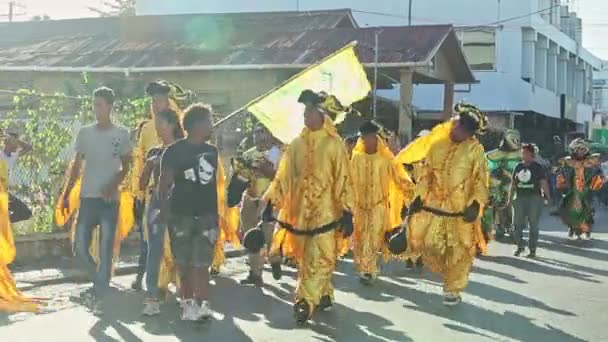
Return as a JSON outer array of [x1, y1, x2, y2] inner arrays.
[[273, 218, 342, 237], [420, 206, 464, 217]]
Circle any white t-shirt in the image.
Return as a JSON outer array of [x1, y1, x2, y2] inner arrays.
[[265, 145, 281, 169]]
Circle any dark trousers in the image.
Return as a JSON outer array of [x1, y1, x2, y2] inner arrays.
[[513, 194, 543, 251]]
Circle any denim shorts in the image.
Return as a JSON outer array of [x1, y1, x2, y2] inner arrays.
[[168, 214, 219, 268]]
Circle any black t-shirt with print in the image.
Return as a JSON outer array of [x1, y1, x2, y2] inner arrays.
[[513, 161, 546, 196], [161, 139, 218, 217]]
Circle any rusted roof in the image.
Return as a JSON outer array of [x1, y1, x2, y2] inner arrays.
[[0, 12, 474, 83], [0, 9, 357, 47]]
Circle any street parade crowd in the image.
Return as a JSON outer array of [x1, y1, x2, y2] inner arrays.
[[0, 80, 606, 325]]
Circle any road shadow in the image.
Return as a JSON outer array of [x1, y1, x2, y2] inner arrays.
[[471, 265, 527, 284], [537, 257, 608, 278], [261, 281, 412, 342], [484, 256, 600, 283], [536, 235, 608, 262], [370, 277, 585, 342]]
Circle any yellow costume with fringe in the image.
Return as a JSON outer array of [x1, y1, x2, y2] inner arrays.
[[54, 164, 135, 274], [264, 116, 354, 312], [397, 120, 489, 295], [0, 165, 40, 313], [351, 137, 414, 276]]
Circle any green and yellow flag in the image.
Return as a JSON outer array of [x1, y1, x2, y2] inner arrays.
[[246, 42, 371, 143]]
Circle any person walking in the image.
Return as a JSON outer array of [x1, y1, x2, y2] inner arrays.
[[512, 143, 551, 258]]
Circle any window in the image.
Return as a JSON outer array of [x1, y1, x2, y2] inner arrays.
[[457, 28, 497, 71]]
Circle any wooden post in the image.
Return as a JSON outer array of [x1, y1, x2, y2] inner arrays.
[[398, 69, 414, 144], [442, 82, 454, 121]]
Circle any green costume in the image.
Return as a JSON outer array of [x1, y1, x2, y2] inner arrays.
[[482, 130, 522, 241]]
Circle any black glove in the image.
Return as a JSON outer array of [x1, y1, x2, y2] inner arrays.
[[409, 196, 423, 214], [341, 211, 354, 238], [400, 206, 409, 219], [261, 201, 275, 223], [463, 200, 481, 223]]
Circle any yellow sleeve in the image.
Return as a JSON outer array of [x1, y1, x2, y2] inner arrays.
[[217, 156, 240, 245], [263, 144, 293, 208], [471, 145, 490, 206], [390, 160, 415, 201], [413, 156, 432, 201], [131, 126, 147, 199], [333, 141, 355, 212]]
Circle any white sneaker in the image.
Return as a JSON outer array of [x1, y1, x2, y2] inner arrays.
[[142, 298, 161, 316], [198, 301, 212, 320], [180, 299, 199, 321]]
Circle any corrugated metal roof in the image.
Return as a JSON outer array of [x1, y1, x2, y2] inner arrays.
[[0, 9, 357, 47], [0, 25, 450, 67], [0, 12, 474, 83]]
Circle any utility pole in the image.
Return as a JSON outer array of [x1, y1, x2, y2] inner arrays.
[[9, 1, 15, 22], [408, 0, 413, 26], [2, 2, 25, 22]]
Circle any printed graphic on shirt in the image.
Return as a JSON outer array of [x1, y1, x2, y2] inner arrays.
[[184, 153, 216, 185], [516, 168, 532, 186]]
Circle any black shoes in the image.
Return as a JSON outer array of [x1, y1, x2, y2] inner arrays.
[[318, 295, 333, 312], [526, 250, 537, 259], [514, 248, 524, 257], [294, 300, 310, 324], [240, 273, 264, 286], [271, 262, 283, 280]]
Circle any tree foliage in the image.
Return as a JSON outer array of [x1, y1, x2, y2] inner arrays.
[[88, 0, 136, 17]]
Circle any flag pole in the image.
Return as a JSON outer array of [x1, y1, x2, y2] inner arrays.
[[213, 41, 359, 128]]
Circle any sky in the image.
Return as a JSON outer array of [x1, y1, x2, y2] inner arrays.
[[3, 0, 608, 60]]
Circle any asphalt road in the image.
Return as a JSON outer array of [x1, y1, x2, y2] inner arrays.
[[2, 211, 607, 342]]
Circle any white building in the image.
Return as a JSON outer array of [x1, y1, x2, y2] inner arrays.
[[137, 0, 602, 143], [593, 66, 608, 114]]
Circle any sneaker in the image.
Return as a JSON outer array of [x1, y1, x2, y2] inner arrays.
[[209, 267, 220, 277], [142, 298, 161, 316], [181, 299, 200, 321], [585, 232, 592, 240], [83, 295, 102, 316], [443, 293, 461, 306], [526, 250, 537, 259], [131, 277, 143, 291], [318, 295, 333, 312], [240, 273, 264, 286], [568, 229, 574, 239], [359, 273, 373, 286], [198, 301, 212, 320], [271, 262, 283, 280], [405, 259, 414, 270], [293, 300, 310, 324], [514, 248, 524, 257]]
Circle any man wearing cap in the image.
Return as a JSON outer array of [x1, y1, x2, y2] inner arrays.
[[261, 89, 355, 324], [406, 103, 489, 305], [350, 121, 413, 284]]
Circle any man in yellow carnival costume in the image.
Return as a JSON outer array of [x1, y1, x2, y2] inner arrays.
[[351, 121, 414, 284], [0, 161, 40, 313], [228, 123, 283, 285], [262, 89, 355, 324], [397, 103, 489, 306], [57, 87, 133, 314]]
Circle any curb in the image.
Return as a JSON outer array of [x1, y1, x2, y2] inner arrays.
[[16, 248, 246, 288]]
